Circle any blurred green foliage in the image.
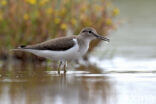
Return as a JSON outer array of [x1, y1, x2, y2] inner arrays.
[[0, 0, 119, 59]]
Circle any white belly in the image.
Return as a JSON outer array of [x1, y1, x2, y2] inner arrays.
[[24, 39, 82, 61]]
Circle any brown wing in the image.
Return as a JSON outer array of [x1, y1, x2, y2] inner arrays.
[[21, 36, 76, 51]]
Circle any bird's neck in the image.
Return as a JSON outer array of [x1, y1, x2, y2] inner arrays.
[[77, 35, 91, 55]]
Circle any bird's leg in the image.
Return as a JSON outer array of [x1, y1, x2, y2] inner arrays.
[[57, 61, 62, 74], [63, 61, 67, 74]]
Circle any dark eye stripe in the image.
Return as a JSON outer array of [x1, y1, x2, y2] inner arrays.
[[82, 30, 88, 33], [82, 30, 92, 33]]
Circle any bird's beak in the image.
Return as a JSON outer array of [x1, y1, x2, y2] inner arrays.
[[93, 33, 110, 42]]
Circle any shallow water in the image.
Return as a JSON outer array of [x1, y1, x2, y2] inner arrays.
[[0, 71, 156, 104], [1, 0, 156, 104]]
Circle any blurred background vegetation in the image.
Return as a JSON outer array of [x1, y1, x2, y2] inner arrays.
[[0, 0, 119, 62]]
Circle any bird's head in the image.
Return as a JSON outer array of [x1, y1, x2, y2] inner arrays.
[[79, 27, 110, 42]]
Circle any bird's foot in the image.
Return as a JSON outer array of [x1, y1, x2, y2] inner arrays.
[[58, 70, 60, 74], [63, 61, 67, 74], [63, 69, 66, 74]]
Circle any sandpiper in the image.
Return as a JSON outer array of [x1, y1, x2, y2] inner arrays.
[[13, 27, 109, 74]]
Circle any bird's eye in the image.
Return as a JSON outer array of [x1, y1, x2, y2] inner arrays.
[[88, 31, 92, 33]]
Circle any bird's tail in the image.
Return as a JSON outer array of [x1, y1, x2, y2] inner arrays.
[[10, 49, 24, 51], [10, 45, 27, 52]]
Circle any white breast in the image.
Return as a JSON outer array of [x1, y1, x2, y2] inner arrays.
[[78, 39, 90, 56], [24, 38, 81, 61]]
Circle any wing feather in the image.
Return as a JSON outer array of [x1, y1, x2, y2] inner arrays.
[[21, 36, 76, 51]]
